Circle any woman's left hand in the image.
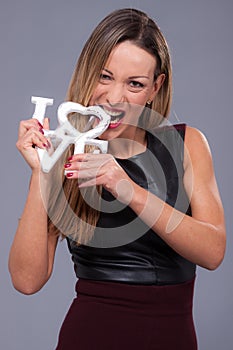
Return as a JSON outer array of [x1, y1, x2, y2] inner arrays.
[[64, 153, 135, 204]]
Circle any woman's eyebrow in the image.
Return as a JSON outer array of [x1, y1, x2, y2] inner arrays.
[[103, 68, 149, 80], [128, 75, 150, 79], [102, 68, 113, 75]]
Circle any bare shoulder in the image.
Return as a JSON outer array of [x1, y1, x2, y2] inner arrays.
[[183, 126, 213, 170], [183, 126, 225, 235], [185, 126, 210, 151]]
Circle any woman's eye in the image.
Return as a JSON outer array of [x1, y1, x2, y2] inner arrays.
[[129, 81, 144, 89], [99, 74, 111, 82]]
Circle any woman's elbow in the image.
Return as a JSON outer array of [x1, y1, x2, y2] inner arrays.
[[9, 270, 50, 295], [205, 254, 225, 271], [12, 282, 40, 295], [10, 276, 45, 295], [204, 232, 226, 271]]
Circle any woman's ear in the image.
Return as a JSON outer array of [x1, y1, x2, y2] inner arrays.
[[150, 73, 166, 100]]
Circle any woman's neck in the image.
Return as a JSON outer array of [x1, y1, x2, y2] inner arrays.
[[108, 127, 147, 159]]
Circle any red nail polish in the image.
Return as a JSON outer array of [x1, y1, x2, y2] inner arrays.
[[43, 143, 47, 148], [67, 156, 73, 161], [39, 128, 44, 135], [64, 163, 71, 168], [38, 121, 43, 128], [66, 172, 73, 178]]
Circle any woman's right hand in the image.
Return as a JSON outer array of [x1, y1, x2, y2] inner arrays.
[[16, 118, 50, 170]]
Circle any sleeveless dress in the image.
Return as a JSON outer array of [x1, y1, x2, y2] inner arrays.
[[56, 124, 198, 350]]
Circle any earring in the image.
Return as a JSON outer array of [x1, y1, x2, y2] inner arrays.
[[146, 100, 152, 105]]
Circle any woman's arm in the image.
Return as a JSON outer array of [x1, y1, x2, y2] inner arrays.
[[65, 126, 226, 270], [127, 126, 226, 269], [8, 119, 58, 295]]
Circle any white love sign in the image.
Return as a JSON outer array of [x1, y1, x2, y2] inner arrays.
[[31, 96, 110, 173]]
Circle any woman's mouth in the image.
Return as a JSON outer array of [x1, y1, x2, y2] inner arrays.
[[101, 106, 125, 129]]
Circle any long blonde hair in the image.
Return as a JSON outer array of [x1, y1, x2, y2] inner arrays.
[[47, 8, 173, 244]]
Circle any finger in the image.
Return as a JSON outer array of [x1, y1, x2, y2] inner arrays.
[[43, 117, 50, 130], [64, 161, 107, 180], [68, 152, 112, 163], [67, 154, 89, 163], [65, 172, 99, 187], [65, 169, 107, 187], [18, 119, 39, 138], [18, 119, 44, 139], [22, 129, 50, 149], [64, 162, 100, 178], [65, 154, 112, 171], [17, 135, 45, 153]]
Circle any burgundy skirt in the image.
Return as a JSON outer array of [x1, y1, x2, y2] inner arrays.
[[56, 278, 197, 350]]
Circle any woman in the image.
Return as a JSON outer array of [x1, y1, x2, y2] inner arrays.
[[9, 8, 226, 350]]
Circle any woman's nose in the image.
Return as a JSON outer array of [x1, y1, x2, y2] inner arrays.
[[106, 84, 125, 105]]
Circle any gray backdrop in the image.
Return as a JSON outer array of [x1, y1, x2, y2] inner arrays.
[[0, 0, 232, 349]]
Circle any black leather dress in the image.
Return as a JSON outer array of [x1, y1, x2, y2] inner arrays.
[[67, 124, 196, 285]]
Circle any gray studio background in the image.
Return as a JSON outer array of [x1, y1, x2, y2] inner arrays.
[[0, 0, 232, 349]]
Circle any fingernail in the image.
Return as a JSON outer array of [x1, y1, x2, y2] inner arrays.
[[67, 156, 73, 161], [66, 172, 73, 178], [39, 128, 44, 135], [64, 163, 72, 169], [43, 143, 47, 148], [38, 121, 43, 128]]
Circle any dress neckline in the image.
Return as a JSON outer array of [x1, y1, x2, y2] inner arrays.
[[115, 131, 149, 161]]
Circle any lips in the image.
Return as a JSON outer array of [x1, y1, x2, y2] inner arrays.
[[101, 106, 125, 129]]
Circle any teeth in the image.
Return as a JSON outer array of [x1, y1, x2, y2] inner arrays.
[[110, 117, 120, 124], [101, 106, 124, 125], [102, 106, 123, 118], [109, 111, 122, 117]]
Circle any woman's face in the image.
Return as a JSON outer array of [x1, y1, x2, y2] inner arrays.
[[89, 41, 164, 140]]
